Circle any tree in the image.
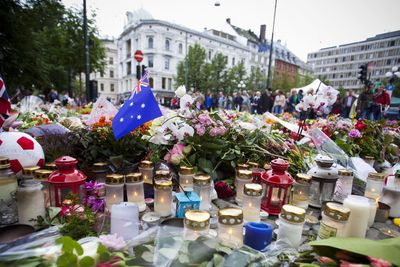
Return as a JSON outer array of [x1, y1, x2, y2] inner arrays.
[[246, 66, 265, 92], [225, 62, 246, 94], [208, 53, 228, 93]]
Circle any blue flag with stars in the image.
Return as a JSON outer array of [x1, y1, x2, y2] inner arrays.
[[112, 71, 162, 140]]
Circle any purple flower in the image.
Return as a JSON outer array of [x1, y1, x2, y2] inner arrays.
[[210, 127, 219, 137], [195, 124, 206, 136], [198, 114, 213, 126], [348, 129, 362, 138]]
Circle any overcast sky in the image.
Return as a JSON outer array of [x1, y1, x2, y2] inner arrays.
[[63, 0, 400, 61]]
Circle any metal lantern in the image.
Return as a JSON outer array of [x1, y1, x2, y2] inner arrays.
[[48, 156, 87, 207], [261, 158, 294, 215], [307, 155, 339, 208]]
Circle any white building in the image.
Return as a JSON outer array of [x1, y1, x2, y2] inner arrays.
[[307, 31, 400, 90]]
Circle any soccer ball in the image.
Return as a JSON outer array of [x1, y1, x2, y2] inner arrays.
[[0, 132, 45, 175]]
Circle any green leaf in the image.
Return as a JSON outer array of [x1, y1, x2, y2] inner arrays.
[[78, 256, 94, 267], [56, 252, 78, 267], [198, 158, 213, 173], [56, 236, 84, 256], [213, 254, 225, 267], [49, 207, 62, 220]]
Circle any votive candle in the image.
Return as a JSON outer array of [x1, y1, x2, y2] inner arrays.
[[291, 173, 312, 209], [105, 174, 124, 209], [34, 169, 53, 208], [276, 205, 306, 249], [235, 169, 253, 203], [343, 195, 370, 237], [179, 166, 195, 190], [125, 172, 146, 212], [217, 208, 244, 248], [17, 180, 46, 225], [138, 160, 154, 184], [154, 179, 173, 217], [183, 210, 210, 240], [242, 183, 262, 222], [364, 172, 385, 200], [367, 197, 378, 227], [193, 174, 212, 210]]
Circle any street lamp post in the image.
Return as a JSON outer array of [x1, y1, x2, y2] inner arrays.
[[266, 0, 278, 90], [83, 0, 90, 102]]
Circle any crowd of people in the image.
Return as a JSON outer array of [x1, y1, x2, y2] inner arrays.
[[169, 85, 393, 120]]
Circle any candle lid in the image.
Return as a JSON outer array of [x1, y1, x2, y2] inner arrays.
[[154, 179, 173, 190], [22, 166, 41, 176], [237, 169, 253, 179], [34, 169, 53, 180], [237, 163, 250, 170], [218, 208, 243, 225], [155, 170, 171, 180], [180, 166, 194, 175], [296, 173, 312, 184], [248, 162, 260, 169], [323, 202, 350, 222], [280, 205, 306, 223], [140, 160, 153, 168], [368, 172, 385, 180], [106, 174, 124, 184], [263, 163, 271, 170], [0, 157, 10, 169], [93, 162, 108, 167], [184, 210, 210, 230], [338, 169, 353, 176], [364, 156, 375, 160], [44, 162, 57, 170], [244, 183, 262, 196], [125, 172, 143, 183], [193, 174, 211, 185], [142, 212, 161, 224]]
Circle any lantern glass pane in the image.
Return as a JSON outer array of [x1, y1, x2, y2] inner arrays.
[[270, 187, 282, 208], [59, 187, 72, 203]]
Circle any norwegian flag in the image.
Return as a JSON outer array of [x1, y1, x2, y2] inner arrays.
[[0, 76, 11, 128]]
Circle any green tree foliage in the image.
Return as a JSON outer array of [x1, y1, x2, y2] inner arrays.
[[225, 62, 247, 94], [246, 66, 265, 92], [0, 0, 105, 97]]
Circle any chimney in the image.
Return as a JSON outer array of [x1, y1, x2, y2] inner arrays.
[[226, 18, 231, 24], [259, 24, 266, 42]]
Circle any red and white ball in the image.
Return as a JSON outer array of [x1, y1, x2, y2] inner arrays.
[[0, 132, 45, 175]]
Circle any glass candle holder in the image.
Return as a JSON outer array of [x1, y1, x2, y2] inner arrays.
[[367, 197, 378, 227], [334, 169, 354, 203], [105, 174, 124, 209], [364, 172, 385, 200], [242, 183, 262, 222], [154, 179, 173, 217], [126, 172, 146, 212], [138, 160, 154, 184], [21, 166, 40, 182], [184, 210, 210, 240], [154, 170, 172, 182], [236, 163, 250, 173], [91, 162, 109, 184], [318, 202, 350, 239], [34, 169, 53, 208], [217, 208, 244, 248], [343, 195, 370, 237], [276, 205, 306, 249], [235, 169, 253, 203], [0, 157, 18, 225], [193, 174, 212, 210], [179, 166, 195, 190], [17, 179, 46, 225], [291, 173, 311, 209]]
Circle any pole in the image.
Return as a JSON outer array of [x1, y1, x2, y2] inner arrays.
[[185, 32, 188, 90], [266, 0, 278, 90], [83, 0, 90, 102]]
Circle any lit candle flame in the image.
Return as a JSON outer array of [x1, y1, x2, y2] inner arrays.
[[113, 194, 116, 199], [134, 191, 138, 197], [160, 197, 164, 203], [248, 202, 252, 207]]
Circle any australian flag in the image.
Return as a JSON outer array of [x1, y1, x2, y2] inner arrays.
[[112, 71, 162, 140]]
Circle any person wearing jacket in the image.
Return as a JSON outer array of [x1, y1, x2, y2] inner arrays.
[[273, 90, 286, 114]]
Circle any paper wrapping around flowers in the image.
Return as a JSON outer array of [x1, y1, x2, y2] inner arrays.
[[86, 96, 118, 126]]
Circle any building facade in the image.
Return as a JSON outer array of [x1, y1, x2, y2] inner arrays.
[[307, 31, 400, 90]]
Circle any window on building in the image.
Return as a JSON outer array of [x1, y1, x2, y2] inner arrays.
[[148, 36, 154, 48], [208, 50, 212, 60], [126, 39, 131, 58], [232, 57, 235, 66], [168, 78, 172, 90], [164, 57, 170, 70], [178, 43, 183, 54], [390, 40, 395, 47], [162, 77, 166, 89], [165, 39, 170, 51], [110, 84, 115, 92], [127, 62, 131, 75], [148, 56, 154, 68], [110, 70, 114, 78], [100, 83, 104, 91], [387, 59, 392, 65], [100, 71, 104, 78], [149, 77, 154, 88], [109, 57, 114, 64]]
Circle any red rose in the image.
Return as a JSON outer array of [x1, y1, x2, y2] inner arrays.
[[214, 181, 234, 199], [290, 131, 298, 140], [355, 120, 367, 131]]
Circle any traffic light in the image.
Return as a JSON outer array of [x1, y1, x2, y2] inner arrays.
[[142, 65, 147, 76], [136, 65, 141, 80], [357, 64, 367, 83]]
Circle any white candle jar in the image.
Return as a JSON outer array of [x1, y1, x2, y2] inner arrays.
[[21, 166, 40, 181], [364, 172, 385, 200], [184, 210, 210, 240], [138, 160, 154, 184], [242, 183, 262, 222], [0, 158, 18, 225], [217, 208, 244, 248], [91, 162, 109, 184], [105, 174, 124, 209], [154, 179, 173, 217], [125, 172, 146, 212], [367, 197, 378, 227], [291, 173, 311, 209], [179, 166, 195, 190], [318, 202, 350, 239], [334, 169, 354, 203], [235, 169, 253, 203], [34, 169, 53, 208], [17, 179, 46, 225], [193, 174, 212, 211], [343, 195, 370, 238], [276, 205, 306, 249]]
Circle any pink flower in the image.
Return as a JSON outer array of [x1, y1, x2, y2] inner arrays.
[[99, 234, 127, 251], [340, 261, 363, 267], [348, 129, 362, 138], [217, 126, 226, 135], [195, 124, 206, 136], [368, 256, 391, 267], [210, 128, 219, 137], [198, 113, 213, 126]]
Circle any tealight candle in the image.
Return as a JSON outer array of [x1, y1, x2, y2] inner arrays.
[[105, 174, 124, 209], [138, 160, 154, 184], [364, 172, 385, 200], [244, 222, 273, 251], [217, 208, 244, 248], [367, 198, 378, 227], [183, 210, 210, 240], [291, 173, 312, 209], [235, 169, 253, 203], [154, 179, 173, 217], [179, 166, 195, 190], [111, 202, 139, 240], [379, 227, 400, 239], [242, 183, 262, 222], [193, 174, 212, 210], [34, 169, 53, 208], [343, 195, 370, 237], [125, 172, 146, 212], [276, 205, 306, 249], [17, 179, 46, 225]]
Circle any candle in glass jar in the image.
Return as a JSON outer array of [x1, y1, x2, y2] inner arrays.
[[126, 172, 146, 212], [334, 169, 354, 203], [217, 208, 243, 248], [367, 198, 378, 227], [343, 195, 370, 237], [364, 173, 385, 200], [242, 183, 262, 222], [179, 166, 195, 190], [17, 180, 46, 225], [291, 173, 312, 209], [318, 202, 350, 239], [154, 179, 173, 217], [138, 160, 154, 184], [235, 169, 253, 203], [0, 157, 18, 225], [34, 169, 53, 208], [276, 205, 306, 248], [111, 202, 139, 240], [184, 210, 210, 240], [193, 174, 212, 210], [105, 174, 124, 209]]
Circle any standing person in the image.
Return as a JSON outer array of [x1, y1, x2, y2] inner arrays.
[[297, 89, 304, 103], [241, 90, 250, 112], [273, 90, 286, 114], [225, 93, 232, 110], [218, 91, 225, 109], [372, 86, 390, 120], [233, 92, 243, 111], [287, 90, 298, 113], [251, 91, 260, 114], [205, 93, 212, 111], [356, 86, 373, 119], [331, 95, 342, 115], [342, 89, 356, 118]]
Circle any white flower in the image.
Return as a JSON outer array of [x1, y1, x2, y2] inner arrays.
[[149, 127, 171, 145], [174, 123, 194, 141], [318, 86, 339, 106], [175, 85, 187, 98], [179, 94, 194, 110]]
